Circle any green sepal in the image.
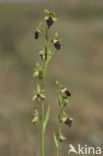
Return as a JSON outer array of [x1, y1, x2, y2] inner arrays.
[[32, 94, 37, 101], [44, 16, 48, 20], [53, 17, 58, 22], [60, 111, 68, 122], [56, 80, 59, 87], [39, 48, 47, 61], [35, 22, 44, 34], [44, 9, 49, 14], [58, 132, 66, 142]]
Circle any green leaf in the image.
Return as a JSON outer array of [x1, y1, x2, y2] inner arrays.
[[53, 132, 58, 148]]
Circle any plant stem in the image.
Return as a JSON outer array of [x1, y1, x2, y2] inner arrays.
[[41, 26, 49, 156], [56, 102, 62, 156], [41, 100, 45, 156], [56, 145, 59, 156]]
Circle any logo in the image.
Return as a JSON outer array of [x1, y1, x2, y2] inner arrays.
[[68, 144, 102, 155]]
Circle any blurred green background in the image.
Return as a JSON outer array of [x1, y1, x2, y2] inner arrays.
[[0, 0, 103, 156]]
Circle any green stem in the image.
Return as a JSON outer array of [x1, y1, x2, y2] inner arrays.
[[56, 145, 59, 156], [56, 97, 63, 156], [41, 100, 45, 156], [41, 26, 49, 156], [56, 121, 60, 156]]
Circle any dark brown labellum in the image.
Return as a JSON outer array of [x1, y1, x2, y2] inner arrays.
[[35, 31, 39, 39], [65, 118, 72, 127], [46, 17, 54, 28], [65, 90, 71, 97], [54, 41, 61, 50], [36, 95, 42, 103]]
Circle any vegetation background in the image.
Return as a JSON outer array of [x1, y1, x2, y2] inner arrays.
[[0, 0, 103, 155]]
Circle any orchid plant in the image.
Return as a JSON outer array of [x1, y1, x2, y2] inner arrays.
[[32, 9, 73, 156]]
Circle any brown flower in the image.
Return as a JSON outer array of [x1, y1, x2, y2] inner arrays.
[[65, 118, 72, 127], [65, 90, 71, 97], [36, 94, 42, 103], [40, 52, 47, 61], [54, 41, 61, 50], [35, 31, 39, 39], [46, 17, 54, 28]]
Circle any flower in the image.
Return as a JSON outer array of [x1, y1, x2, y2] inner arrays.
[[58, 133, 66, 142], [65, 90, 71, 97], [54, 41, 61, 50], [34, 22, 43, 39], [32, 93, 45, 103], [32, 109, 40, 125], [44, 9, 57, 28], [65, 117, 73, 127], [46, 17, 54, 28], [33, 63, 43, 79], [32, 84, 45, 103], [61, 88, 71, 97], [36, 94, 43, 103], [39, 50, 47, 61], [35, 31, 39, 39]]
